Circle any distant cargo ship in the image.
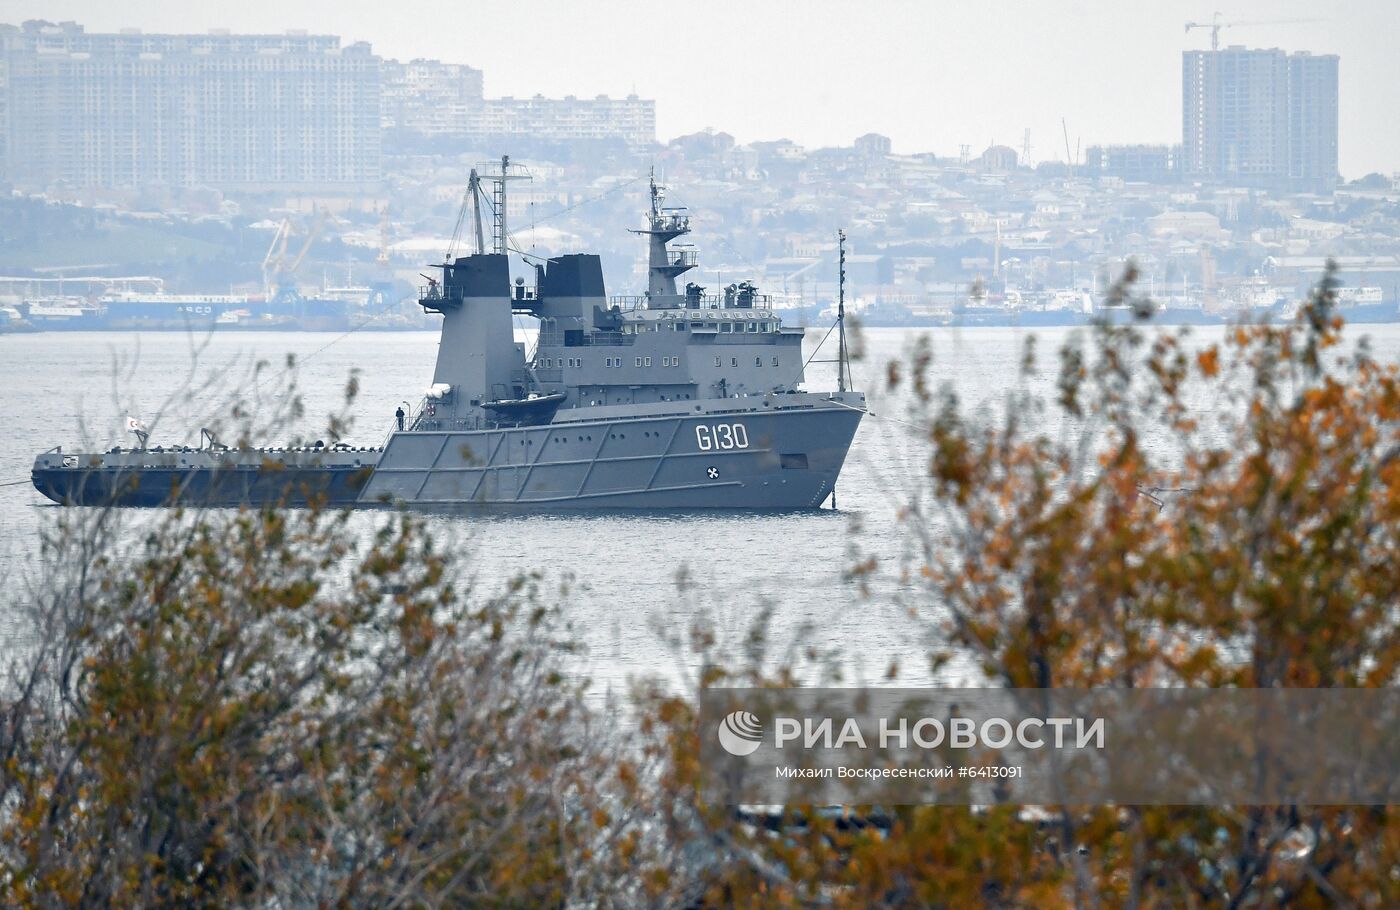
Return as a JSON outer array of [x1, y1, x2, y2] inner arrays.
[[848, 285, 1398, 328], [99, 291, 352, 331], [15, 290, 366, 331]]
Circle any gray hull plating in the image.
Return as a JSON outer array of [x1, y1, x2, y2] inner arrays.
[[31, 446, 377, 508], [362, 392, 862, 510]]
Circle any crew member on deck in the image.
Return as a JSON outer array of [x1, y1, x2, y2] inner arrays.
[[395, 406, 406, 431]]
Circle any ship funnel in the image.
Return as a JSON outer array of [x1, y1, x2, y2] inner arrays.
[[427, 253, 523, 420]]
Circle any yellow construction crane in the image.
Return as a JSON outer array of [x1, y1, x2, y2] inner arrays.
[[1185, 13, 1323, 51]]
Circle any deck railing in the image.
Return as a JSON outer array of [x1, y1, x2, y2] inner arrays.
[[609, 292, 773, 312]]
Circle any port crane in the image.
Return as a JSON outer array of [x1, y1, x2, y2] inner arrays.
[[261, 208, 330, 298], [1184, 13, 1323, 51]]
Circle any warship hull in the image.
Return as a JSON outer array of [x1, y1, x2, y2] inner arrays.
[[364, 392, 863, 510], [32, 392, 863, 511]]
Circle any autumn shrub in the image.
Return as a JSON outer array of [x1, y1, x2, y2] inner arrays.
[[632, 263, 1400, 909]]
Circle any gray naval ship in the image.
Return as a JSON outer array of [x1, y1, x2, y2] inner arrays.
[[32, 167, 865, 510]]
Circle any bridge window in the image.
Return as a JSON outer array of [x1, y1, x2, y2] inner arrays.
[[721, 323, 732, 333], [755, 356, 762, 367], [714, 356, 722, 367], [635, 357, 643, 367], [772, 356, 780, 366], [731, 357, 738, 367], [644, 357, 652, 367]]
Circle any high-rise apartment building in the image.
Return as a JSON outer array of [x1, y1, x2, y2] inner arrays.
[[1287, 52, 1340, 191], [467, 94, 654, 147], [0, 20, 381, 191], [379, 58, 656, 148], [1182, 45, 1338, 192], [381, 58, 483, 136]]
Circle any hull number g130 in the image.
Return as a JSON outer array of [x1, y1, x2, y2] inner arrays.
[[695, 423, 749, 451]]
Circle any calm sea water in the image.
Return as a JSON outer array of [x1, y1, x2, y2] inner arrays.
[[3, 323, 1398, 693]]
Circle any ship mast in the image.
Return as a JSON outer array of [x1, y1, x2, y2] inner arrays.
[[470, 169, 485, 255], [444, 168, 490, 261], [631, 168, 696, 300], [837, 229, 849, 393], [493, 155, 509, 254]]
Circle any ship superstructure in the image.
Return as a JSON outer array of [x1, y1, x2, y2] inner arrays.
[[33, 164, 866, 510]]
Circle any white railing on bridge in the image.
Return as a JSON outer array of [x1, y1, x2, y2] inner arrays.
[[609, 293, 773, 312]]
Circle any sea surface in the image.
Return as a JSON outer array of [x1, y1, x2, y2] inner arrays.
[[3, 323, 1399, 696]]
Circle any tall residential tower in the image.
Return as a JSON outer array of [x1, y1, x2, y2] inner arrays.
[[0, 20, 381, 192], [1182, 45, 1338, 192]]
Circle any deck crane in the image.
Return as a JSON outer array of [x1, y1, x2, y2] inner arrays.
[[1184, 13, 1323, 51]]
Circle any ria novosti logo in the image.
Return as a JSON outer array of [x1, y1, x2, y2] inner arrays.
[[717, 710, 763, 756]]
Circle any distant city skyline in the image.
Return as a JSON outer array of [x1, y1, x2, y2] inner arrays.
[[4, 0, 1398, 178]]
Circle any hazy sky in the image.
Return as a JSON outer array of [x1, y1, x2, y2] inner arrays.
[[8, 0, 1398, 177]]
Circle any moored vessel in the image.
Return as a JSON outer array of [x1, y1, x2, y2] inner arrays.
[[32, 163, 865, 510]]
